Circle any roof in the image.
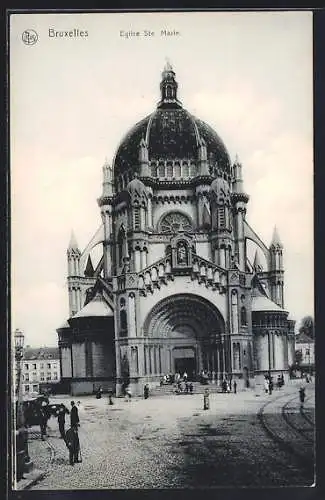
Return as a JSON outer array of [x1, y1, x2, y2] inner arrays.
[[23, 347, 60, 361], [295, 332, 314, 344], [68, 230, 79, 250], [270, 226, 282, 247], [72, 293, 114, 319], [251, 281, 287, 313], [57, 319, 70, 329], [113, 68, 231, 182], [252, 295, 287, 313]]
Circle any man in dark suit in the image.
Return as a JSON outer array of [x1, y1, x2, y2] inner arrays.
[[57, 405, 69, 439], [65, 426, 80, 465], [70, 401, 79, 428]]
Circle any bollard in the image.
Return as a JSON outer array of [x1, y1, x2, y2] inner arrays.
[[203, 388, 210, 410]]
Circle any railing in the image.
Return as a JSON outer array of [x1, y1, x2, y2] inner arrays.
[[137, 252, 227, 295]]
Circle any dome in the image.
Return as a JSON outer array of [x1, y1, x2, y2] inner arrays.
[[113, 64, 231, 184]]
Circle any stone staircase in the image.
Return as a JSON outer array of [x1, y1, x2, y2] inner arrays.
[[150, 381, 224, 397]]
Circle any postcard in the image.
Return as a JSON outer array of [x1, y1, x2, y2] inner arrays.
[[9, 10, 314, 490]]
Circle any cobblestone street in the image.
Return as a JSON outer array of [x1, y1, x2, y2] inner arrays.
[[28, 380, 315, 489]]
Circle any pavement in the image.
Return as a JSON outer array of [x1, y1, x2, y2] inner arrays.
[[15, 379, 315, 490]]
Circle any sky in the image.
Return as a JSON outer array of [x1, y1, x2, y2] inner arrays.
[[10, 11, 313, 347]]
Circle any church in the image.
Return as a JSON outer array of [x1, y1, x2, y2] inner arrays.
[[57, 63, 296, 396]]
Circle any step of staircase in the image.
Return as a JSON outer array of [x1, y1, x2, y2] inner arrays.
[[150, 381, 225, 396]]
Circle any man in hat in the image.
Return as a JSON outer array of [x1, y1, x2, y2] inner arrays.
[[57, 405, 69, 439], [39, 401, 49, 440], [70, 400, 80, 428], [65, 425, 80, 465]]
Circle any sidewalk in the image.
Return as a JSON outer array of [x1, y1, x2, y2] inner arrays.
[[15, 427, 54, 490]]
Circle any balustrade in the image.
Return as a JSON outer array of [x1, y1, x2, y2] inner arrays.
[[137, 253, 227, 296]]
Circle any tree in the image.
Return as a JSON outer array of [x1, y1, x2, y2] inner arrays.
[[299, 315, 314, 340]]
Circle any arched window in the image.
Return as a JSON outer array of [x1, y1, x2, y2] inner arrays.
[[182, 162, 189, 177], [174, 163, 181, 177], [241, 306, 247, 326], [117, 227, 125, 267], [190, 162, 196, 176], [120, 310, 127, 335], [166, 163, 173, 177], [218, 206, 226, 228], [133, 206, 141, 230], [158, 162, 165, 177], [151, 164, 157, 177]]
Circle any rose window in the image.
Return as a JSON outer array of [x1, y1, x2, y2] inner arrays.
[[160, 212, 193, 233]]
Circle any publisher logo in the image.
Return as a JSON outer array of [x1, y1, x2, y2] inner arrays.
[[22, 30, 38, 46]]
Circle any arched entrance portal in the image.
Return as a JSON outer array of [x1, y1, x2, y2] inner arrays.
[[143, 294, 227, 381]]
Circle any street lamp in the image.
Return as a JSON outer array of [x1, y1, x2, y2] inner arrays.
[[14, 328, 32, 483]]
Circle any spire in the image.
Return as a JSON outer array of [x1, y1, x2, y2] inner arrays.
[[84, 255, 94, 277], [102, 158, 113, 197], [232, 155, 244, 193], [270, 226, 283, 248], [157, 60, 182, 109], [68, 230, 79, 251], [253, 249, 263, 272]]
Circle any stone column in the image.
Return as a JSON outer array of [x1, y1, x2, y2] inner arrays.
[[147, 197, 153, 228], [134, 251, 141, 272]]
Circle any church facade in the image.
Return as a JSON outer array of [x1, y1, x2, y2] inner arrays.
[[57, 64, 296, 396]]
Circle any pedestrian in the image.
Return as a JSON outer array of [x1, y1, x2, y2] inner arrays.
[[183, 371, 188, 382], [233, 380, 237, 394], [96, 386, 103, 399], [57, 405, 69, 439], [203, 388, 210, 410], [70, 401, 80, 428], [144, 384, 149, 399], [39, 402, 49, 440], [299, 386, 306, 408], [226, 381, 231, 393], [108, 391, 114, 405], [65, 425, 80, 466], [125, 386, 132, 402], [264, 378, 269, 394], [189, 382, 193, 394]]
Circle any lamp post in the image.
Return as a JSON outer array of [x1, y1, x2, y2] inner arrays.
[[14, 328, 32, 483]]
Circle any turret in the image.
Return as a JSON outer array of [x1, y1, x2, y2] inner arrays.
[[157, 60, 182, 109], [198, 137, 209, 176], [67, 230, 81, 276], [126, 175, 149, 272], [139, 138, 150, 177], [231, 155, 249, 272], [210, 177, 233, 268], [97, 158, 114, 278], [67, 230, 82, 316], [268, 226, 284, 308]]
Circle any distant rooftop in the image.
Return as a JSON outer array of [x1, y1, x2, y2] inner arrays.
[[23, 346, 59, 361], [295, 332, 314, 344]]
